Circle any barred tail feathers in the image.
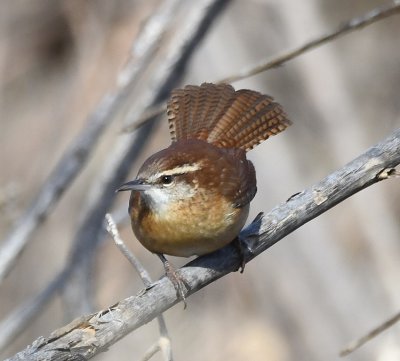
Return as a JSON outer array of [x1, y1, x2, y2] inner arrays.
[[167, 83, 291, 151]]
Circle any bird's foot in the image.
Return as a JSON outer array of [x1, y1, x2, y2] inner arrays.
[[157, 254, 188, 308], [233, 237, 246, 273]]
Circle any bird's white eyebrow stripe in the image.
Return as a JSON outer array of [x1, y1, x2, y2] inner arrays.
[[156, 163, 201, 177]]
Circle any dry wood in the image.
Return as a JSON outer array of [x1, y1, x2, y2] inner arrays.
[[105, 214, 173, 361], [0, 0, 231, 352], [7, 128, 400, 361], [0, 0, 182, 282]]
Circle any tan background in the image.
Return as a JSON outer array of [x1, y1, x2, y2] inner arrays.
[[1, 0, 399, 360]]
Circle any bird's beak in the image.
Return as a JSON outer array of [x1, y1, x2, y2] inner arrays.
[[116, 179, 151, 192]]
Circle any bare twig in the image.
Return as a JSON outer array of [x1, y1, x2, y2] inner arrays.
[[0, 98, 112, 281], [121, 0, 400, 133], [122, 102, 166, 133], [105, 214, 173, 361], [156, 319, 173, 361], [0, 271, 69, 355], [7, 128, 400, 361], [0, 183, 20, 220], [340, 310, 400, 357], [117, 0, 181, 90], [61, 0, 231, 316], [142, 342, 161, 361], [105, 214, 152, 288], [0, 0, 231, 352], [218, 0, 400, 83], [142, 336, 172, 361], [0, 0, 181, 282]]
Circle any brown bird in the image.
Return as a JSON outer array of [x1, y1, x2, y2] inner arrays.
[[118, 83, 291, 302]]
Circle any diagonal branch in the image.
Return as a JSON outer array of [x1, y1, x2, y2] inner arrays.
[[340, 309, 400, 357], [0, 0, 182, 282], [61, 0, 232, 315], [121, 0, 400, 133], [218, 0, 400, 84], [0, 0, 232, 352], [8, 128, 400, 361], [0, 0, 233, 349], [105, 214, 173, 361]]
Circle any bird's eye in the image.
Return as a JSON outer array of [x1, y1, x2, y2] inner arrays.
[[161, 175, 174, 186]]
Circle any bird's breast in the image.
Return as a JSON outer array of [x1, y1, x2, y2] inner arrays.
[[129, 190, 249, 257]]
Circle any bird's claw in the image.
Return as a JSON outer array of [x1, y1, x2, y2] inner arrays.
[[158, 254, 188, 308]]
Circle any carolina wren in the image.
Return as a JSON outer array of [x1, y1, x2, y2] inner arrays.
[[118, 83, 291, 301]]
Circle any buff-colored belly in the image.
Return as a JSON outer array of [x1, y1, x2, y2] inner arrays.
[[131, 197, 249, 257]]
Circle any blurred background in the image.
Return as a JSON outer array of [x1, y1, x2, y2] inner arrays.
[[0, 0, 399, 360]]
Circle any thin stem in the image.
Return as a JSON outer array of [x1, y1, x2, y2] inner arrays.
[[218, 0, 400, 84], [121, 0, 400, 133], [0, 0, 182, 283], [340, 310, 400, 357], [105, 214, 152, 288], [105, 214, 173, 361], [6, 128, 400, 361]]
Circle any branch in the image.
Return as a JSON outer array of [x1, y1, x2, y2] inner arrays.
[[105, 214, 153, 288], [0, 183, 20, 220], [8, 128, 400, 361], [61, 0, 232, 315], [0, 0, 231, 352], [218, 0, 400, 83], [0, 0, 181, 282], [121, 0, 400, 133], [105, 214, 173, 361], [340, 310, 400, 357]]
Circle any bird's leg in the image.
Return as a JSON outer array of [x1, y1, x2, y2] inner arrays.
[[157, 254, 187, 308], [233, 213, 264, 273], [233, 237, 246, 273]]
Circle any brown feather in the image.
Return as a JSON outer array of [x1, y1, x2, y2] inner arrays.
[[167, 82, 291, 152], [167, 83, 235, 142]]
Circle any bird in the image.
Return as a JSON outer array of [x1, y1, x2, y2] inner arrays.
[[117, 82, 291, 304]]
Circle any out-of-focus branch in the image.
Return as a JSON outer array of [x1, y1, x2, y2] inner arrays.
[[0, 183, 20, 221], [7, 128, 400, 361], [105, 214, 173, 361], [61, 0, 231, 316], [0, 0, 181, 282], [121, 0, 400, 133], [340, 310, 400, 357], [122, 102, 165, 133], [218, 0, 400, 83], [0, 0, 231, 353]]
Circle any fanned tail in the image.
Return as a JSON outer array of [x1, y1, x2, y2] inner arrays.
[[167, 83, 291, 152]]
